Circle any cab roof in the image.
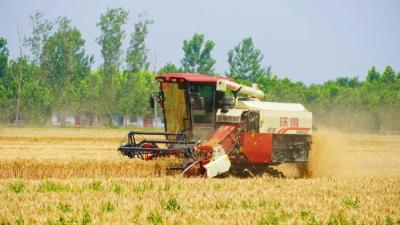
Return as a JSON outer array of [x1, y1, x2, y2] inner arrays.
[[156, 73, 233, 84]]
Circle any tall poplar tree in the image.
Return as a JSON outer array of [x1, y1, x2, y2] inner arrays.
[[126, 13, 153, 73], [41, 17, 92, 126], [97, 8, 128, 122], [181, 33, 216, 74], [227, 37, 270, 81]]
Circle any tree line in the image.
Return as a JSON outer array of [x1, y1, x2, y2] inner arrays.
[[0, 8, 399, 132]]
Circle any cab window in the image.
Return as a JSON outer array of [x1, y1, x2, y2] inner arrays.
[[189, 84, 214, 124]]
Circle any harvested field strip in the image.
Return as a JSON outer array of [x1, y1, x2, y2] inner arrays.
[[0, 127, 161, 137], [0, 136, 125, 143], [0, 143, 115, 150], [0, 159, 172, 179]]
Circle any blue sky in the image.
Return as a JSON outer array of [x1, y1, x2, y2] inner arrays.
[[1, 0, 399, 84]]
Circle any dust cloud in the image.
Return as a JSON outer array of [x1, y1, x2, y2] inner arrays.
[[307, 129, 351, 177], [307, 129, 400, 177]]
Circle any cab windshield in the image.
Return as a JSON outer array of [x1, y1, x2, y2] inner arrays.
[[189, 84, 214, 124]]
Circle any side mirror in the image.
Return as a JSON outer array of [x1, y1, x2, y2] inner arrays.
[[150, 92, 162, 109]]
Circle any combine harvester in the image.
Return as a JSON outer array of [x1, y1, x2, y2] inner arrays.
[[118, 73, 312, 177]]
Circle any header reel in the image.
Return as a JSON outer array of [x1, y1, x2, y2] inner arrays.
[[118, 131, 213, 176]]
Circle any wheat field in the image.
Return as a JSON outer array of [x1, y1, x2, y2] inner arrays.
[[0, 127, 400, 224]]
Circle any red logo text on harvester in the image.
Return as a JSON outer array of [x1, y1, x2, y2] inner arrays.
[[279, 117, 299, 128]]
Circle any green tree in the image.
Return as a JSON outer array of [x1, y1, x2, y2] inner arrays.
[[362, 66, 400, 131], [118, 70, 155, 119], [126, 13, 153, 73], [366, 66, 380, 82], [158, 62, 181, 75], [360, 81, 384, 131], [41, 17, 92, 126], [80, 69, 103, 126], [335, 76, 361, 88], [0, 37, 8, 78], [19, 12, 54, 124], [0, 37, 9, 122], [5, 57, 51, 123], [97, 8, 129, 123], [181, 33, 216, 74], [24, 11, 53, 64], [227, 37, 270, 81], [381, 66, 396, 83]]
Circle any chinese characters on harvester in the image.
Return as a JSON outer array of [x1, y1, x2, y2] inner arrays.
[[280, 117, 299, 128]]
